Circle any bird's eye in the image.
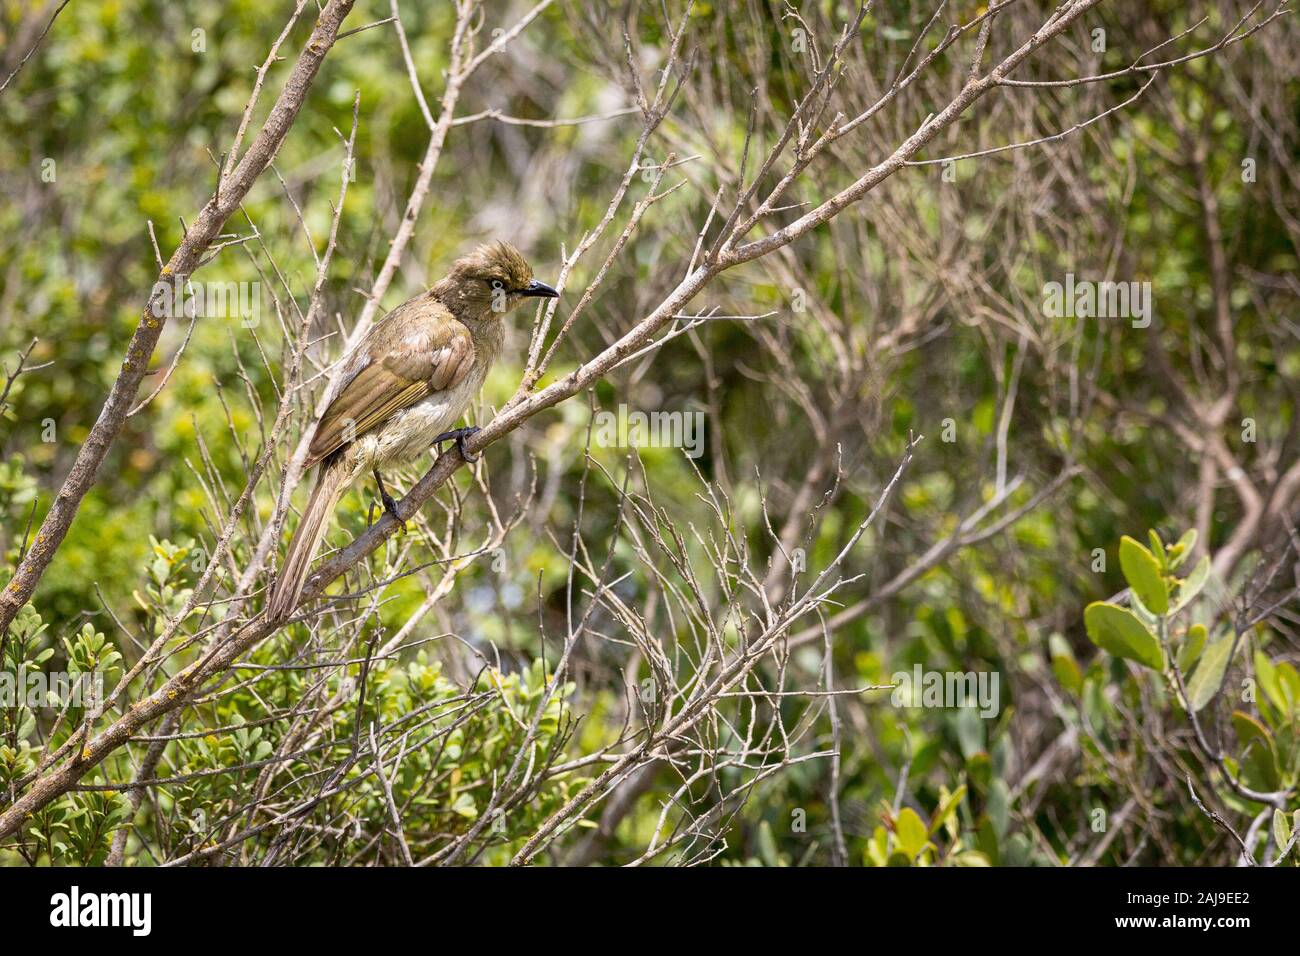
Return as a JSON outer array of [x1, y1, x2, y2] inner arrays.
[[489, 278, 506, 292]]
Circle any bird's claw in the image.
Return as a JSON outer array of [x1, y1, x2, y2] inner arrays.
[[380, 491, 406, 534], [373, 469, 406, 534], [433, 426, 482, 463]]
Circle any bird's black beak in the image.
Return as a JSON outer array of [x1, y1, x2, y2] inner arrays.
[[520, 279, 559, 299]]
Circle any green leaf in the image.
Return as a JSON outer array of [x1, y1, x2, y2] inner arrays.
[[1120, 536, 1169, 614], [985, 779, 1011, 839], [928, 785, 967, 838], [1254, 651, 1285, 716], [1178, 623, 1208, 672], [895, 807, 929, 859], [865, 826, 889, 867], [1147, 529, 1168, 569], [1050, 634, 1083, 695], [954, 706, 985, 759], [1231, 711, 1282, 791], [976, 817, 1000, 865], [450, 792, 478, 820], [1231, 710, 1271, 747], [1186, 633, 1233, 711], [1168, 529, 1197, 569], [1275, 661, 1300, 716], [757, 820, 780, 866], [1170, 556, 1210, 613], [1084, 602, 1166, 670], [1273, 809, 1293, 859]]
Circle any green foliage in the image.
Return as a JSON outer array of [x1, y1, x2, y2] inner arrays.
[[1070, 529, 1299, 864], [1119, 535, 1168, 614], [862, 785, 987, 867], [1085, 601, 1166, 671]]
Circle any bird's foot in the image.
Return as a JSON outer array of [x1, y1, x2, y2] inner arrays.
[[373, 469, 406, 534], [380, 490, 405, 533], [432, 426, 482, 463]]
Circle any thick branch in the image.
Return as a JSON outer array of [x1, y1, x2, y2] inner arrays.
[[0, 0, 357, 635]]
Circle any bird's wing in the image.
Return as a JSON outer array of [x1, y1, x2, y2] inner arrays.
[[307, 303, 475, 465]]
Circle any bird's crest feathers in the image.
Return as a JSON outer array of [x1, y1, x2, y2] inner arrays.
[[450, 240, 534, 288]]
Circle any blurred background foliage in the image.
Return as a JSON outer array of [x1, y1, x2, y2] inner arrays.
[[1, 0, 1297, 865]]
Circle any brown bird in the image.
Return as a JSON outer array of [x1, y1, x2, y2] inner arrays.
[[267, 241, 557, 619]]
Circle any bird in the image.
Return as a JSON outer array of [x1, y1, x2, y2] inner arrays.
[[267, 241, 558, 620]]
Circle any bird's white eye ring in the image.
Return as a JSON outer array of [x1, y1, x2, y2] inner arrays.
[[490, 278, 505, 292]]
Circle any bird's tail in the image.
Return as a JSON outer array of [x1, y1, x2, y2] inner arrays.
[[268, 454, 348, 620]]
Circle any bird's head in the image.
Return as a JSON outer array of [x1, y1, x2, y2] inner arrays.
[[433, 241, 558, 322]]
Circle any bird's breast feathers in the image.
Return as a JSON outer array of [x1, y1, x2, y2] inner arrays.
[[310, 300, 502, 472], [350, 364, 485, 472]]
